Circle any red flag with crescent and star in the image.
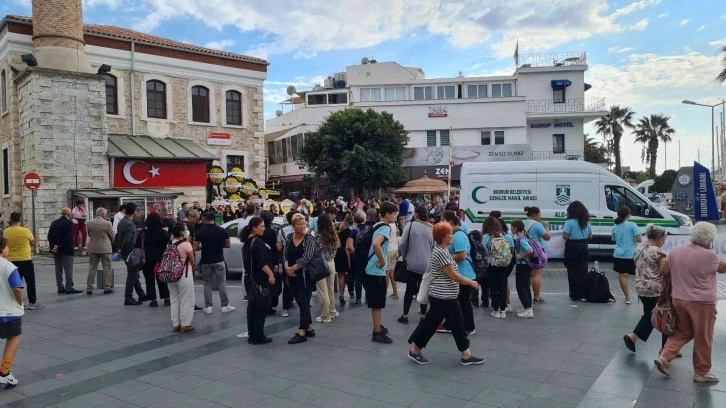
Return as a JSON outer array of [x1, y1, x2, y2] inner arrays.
[[112, 159, 208, 188]]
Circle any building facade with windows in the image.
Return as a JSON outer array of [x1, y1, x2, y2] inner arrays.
[[266, 53, 606, 189], [0, 4, 266, 248]]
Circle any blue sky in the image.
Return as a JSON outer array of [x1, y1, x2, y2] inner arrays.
[[4, 0, 726, 173]]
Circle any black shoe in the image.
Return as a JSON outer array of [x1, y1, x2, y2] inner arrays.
[[103, 290, 113, 294], [355, 299, 362, 306], [380, 325, 389, 336], [149, 301, 159, 307], [137, 295, 148, 302], [164, 299, 171, 307], [288, 334, 307, 344], [408, 350, 431, 365], [461, 355, 485, 366], [306, 329, 316, 338], [194, 305, 203, 313], [57, 288, 66, 294], [624, 335, 636, 353], [86, 290, 93, 295], [66, 289, 82, 294], [372, 331, 393, 344], [124, 299, 142, 306], [267, 308, 276, 316], [247, 338, 253, 344], [339, 296, 346, 305], [472, 300, 480, 308], [397, 316, 409, 324], [254, 337, 273, 345]]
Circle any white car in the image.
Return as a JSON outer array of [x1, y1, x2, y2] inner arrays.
[[196, 217, 284, 277]]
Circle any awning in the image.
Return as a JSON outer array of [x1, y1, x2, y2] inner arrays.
[[551, 79, 572, 88], [107, 134, 218, 161], [73, 188, 184, 198], [264, 126, 301, 143], [278, 175, 306, 184]]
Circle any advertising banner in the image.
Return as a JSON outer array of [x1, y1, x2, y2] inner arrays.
[[404, 144, 532, 167], [693, 161, 719, 221]]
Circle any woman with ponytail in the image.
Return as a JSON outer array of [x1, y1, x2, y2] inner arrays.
[[611, 206, 642, 304]]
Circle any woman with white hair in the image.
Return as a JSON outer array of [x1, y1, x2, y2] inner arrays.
[[654, 222, 726, 382]]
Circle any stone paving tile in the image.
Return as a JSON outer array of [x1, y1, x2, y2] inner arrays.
[[184, 382, 240, 401], [211, 387, 270, 408], [545, 371, 598, 390], [575, 391, 636, 408], [247, 395, 304, 408], [13, 377, 68, 397], [471, 388, 528, 408], [52, 391, 115, 408], [520, 396, 576, 408], [532, 383, 589, 404], [306, 389, 368, 408]]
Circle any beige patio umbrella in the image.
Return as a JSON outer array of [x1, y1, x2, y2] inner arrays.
[[393, 170, 454, 194]]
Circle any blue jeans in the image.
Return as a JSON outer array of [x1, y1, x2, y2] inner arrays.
[[201, 262, 229, 307]]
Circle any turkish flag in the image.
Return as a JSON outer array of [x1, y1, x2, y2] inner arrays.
[[112, 159, 208, 188]]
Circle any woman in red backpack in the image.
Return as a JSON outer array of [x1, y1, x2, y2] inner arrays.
[[168, 223, 195, 333]]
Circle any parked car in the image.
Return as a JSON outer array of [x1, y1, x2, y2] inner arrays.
[[195, 217, 284, 278]]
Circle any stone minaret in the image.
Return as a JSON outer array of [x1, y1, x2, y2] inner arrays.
[[15, 0, 109, 249], [31, 0, 94, 73]]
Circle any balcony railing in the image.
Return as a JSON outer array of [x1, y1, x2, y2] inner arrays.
[[517, 52, 587, 68], [531, 150, 584, 161], [526, 98, 606, 115]]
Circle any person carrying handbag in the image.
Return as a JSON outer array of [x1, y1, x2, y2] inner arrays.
[[397, 206, 433, 324], [283, 214, 318, 344], [241, 217, 276, 345]]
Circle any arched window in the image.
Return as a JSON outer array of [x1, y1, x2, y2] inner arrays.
[[0, 70, 7, 114], [146, 80, 167, 119], [105, 74, 118, 115], [225, 90, 242, 126], [191, 85, 210, 123]]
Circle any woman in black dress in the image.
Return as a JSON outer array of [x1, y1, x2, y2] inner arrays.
[[335, 214, 353, 304], [283, 213, 318, 344], [222, 205, 236, 223], [241, 217, 276, 344], [142, 213, 170, 307]]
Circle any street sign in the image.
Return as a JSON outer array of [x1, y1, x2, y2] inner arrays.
[[23, 172, 41, 190]]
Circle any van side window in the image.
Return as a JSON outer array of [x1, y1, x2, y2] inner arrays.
[[604, 186, 662, 218]]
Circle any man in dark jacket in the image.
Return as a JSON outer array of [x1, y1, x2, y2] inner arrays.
[[48, 208, 81, 294], [115, 202, 145, 305]]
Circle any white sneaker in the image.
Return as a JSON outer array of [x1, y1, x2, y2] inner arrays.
[[281, 310, 289, 317], [625, 298, 632, 305], [203, 306, 213, 314], [334, 311, 340, 318], [0, 372, 18, 385], [505, 304, 514, 312], [517, 309, 534, 318], [312, 292, 318, 297], [499, 311, 507, 319], [490, 311, 501, 318], [222, 306, 236, 314], [316, 316, 332, 323], [694, 372, 720, 382]]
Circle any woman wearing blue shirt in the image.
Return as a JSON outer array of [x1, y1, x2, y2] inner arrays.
[[523, 207, 551, 304], [479, 214, 515, 310], [511, 220, 534, 318], [563, 201, 593, 301], [612, 207, 642, 304], [440, 211, 476, 335]]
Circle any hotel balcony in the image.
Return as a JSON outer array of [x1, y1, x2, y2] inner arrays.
[[516, 52, 587, 69], [526, 98, 606, 119]]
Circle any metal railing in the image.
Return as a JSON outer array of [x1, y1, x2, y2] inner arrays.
[[517, 52, 587, 68], [526, 98, 606, 115], [531, 150, 584, 161]]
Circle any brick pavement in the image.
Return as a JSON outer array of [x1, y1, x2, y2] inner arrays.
[[0, 257, 725, 407]]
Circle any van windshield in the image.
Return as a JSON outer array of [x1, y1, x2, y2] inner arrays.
[[604, 185, 662, 218]]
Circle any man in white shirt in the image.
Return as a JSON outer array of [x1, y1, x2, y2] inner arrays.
[[112, 206, 125, 234]]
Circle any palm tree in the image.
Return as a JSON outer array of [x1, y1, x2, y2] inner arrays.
[[583, 134, 609, 165], [633, 114, 676, 179], [718, 46, 726, 83], [595, 105, 636, 177]]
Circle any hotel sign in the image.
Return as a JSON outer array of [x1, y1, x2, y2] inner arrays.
[[530, 122, 574, 129], [428, 105, 448, 118]]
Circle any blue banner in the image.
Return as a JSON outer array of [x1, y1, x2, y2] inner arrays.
[[694, 161, 720, 221]]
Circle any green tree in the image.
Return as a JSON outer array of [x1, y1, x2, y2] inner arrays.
[[652, 169, 677, 193], [299, 108, 409, 192], [633, 114, 676, 179], [627, 170, 651, 184], [718, 45, 726, 83], [583, 134, 609, 165], [595, 105, 636, 177]]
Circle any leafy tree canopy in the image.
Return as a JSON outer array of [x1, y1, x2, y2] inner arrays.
[[299, 108, 409, 191], [653, 169, 677, 193]]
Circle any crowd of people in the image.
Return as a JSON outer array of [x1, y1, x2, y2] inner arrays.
[[0, 194, 723, 386]]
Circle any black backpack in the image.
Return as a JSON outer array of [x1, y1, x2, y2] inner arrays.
[[351, 224, 388, 274], [586, 268, 616, 303]]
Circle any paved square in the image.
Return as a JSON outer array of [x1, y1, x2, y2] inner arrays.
[[1, 256, 726, 407]]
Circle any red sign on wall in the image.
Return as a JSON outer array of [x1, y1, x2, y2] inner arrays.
[[23, 172, 41, 190], [112, 160, 208, 188]]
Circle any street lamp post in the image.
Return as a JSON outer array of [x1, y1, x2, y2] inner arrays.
[[682, 99, 726, 174]]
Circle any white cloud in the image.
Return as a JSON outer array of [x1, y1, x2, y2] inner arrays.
[[698, 25, 706, 32], [710, 38, 726, 48], [204, 39, 235, 50], [680, 19, 690, 26], [657, 13, 668, 18], [608, 46, 635, 54], [264, 75, 327, 104], [116, 0, 664, 60]]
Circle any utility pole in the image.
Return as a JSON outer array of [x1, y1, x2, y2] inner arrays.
[[664, 141, 667, 171], [698, 148, 701, 163], [678, 140, 681, 168]]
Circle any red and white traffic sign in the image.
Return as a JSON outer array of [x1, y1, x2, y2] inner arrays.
[[23, 172, 41, 190]]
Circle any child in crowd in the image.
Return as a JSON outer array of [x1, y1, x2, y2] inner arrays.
[[511, 220, 534, 318], [0, 237, 24, 385]]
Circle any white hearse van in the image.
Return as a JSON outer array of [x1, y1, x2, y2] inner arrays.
[[459, 161, 692, 256]]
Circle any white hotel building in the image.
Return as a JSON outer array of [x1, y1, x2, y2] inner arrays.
[[265, 52, 606, 191]]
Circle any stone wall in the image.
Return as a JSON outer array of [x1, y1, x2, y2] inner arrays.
[[0, 59, 24, 228], [106, 68, 266, 184], [16, 69, 108, 249]]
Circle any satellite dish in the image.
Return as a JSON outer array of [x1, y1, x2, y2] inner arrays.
[[286, 85, 296, 96], [361, 57, 369, 65], [275, 110, 283, 117]]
